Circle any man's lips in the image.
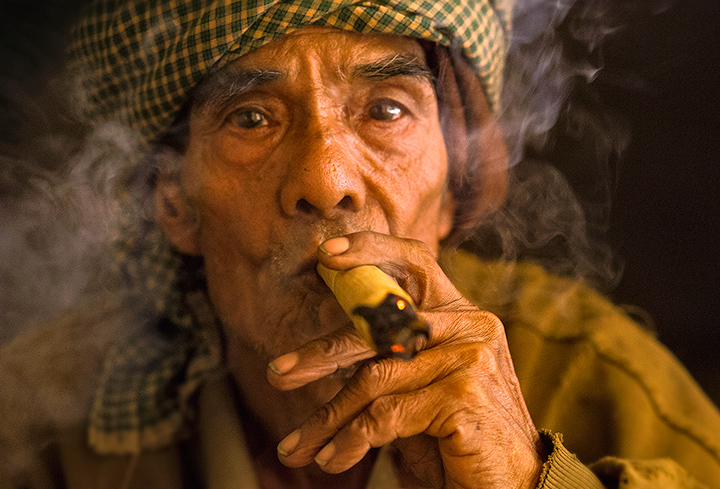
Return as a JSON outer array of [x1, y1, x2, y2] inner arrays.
[[294, 258, 318, 276], [293, 258, 328, 293]]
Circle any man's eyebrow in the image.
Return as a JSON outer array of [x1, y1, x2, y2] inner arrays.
[[350, 54, 433, 82], [191, 68, 284, 110]]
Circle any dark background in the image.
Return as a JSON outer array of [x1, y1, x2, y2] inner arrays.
[[1, 0, 718, 404], [565, 0, 720, 404]]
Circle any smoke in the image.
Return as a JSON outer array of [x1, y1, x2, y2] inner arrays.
[[502, 0, 633, 161], [463, 0, 671, 290], [0, 83, 148, 338]]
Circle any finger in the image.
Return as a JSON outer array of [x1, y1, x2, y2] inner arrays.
[[419, 308, 505, 348], [269, 308, 504, 392], [317, 387, 541, 486], [267, 324, 376, 391], [312, 381, 465, 475], [277, 343, 474, 467], [318, 231, 465, 310]]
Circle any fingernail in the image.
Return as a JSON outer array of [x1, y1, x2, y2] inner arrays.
[[315, 441, 335, 466], [268, 352, 299, 375], [320, 237, 350, 256], [277, 429, 301, 457]]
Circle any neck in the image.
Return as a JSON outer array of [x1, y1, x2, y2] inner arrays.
[[225, 340, 374, 489]]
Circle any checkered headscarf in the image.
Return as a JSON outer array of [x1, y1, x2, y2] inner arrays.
[[68, 0, 512, 454], [69, 0, 511, 148]]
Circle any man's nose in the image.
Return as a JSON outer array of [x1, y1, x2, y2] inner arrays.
[[279, 126, 366, 219]]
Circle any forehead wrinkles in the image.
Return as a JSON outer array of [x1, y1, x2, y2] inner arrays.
[[191, 30, 432, 108], [299, 36, 433, 86], [191, 54, 433, 115]]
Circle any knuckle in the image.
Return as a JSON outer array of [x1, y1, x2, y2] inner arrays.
[[482, 310, 503, 327], [448, 415, 482, 443], [348, 412, 373, 440], [310, 402, 340, 429], [348, 401, 393, 442], [407, 237, 430, 253], [406, 239, 433, 263], [435, 406, 483, 440], [313, 327, 359, 359], [367, 395, 399, 425], [363, 360, 396, 385], [460, 342, 496, 371], [350, 360, 396, 398], [353, 362, 381, 392], [313, 335, 340, 358], [471, 310, 504, 340]]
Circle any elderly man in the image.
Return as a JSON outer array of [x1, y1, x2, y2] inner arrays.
[[1, 0, 719, 488]]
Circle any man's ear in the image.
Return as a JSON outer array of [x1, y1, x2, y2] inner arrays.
[[155, 167, 201, 256]]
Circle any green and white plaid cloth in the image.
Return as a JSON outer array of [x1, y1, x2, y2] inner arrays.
[[68, 0, 512, 454], [70, 0, 511, 148]]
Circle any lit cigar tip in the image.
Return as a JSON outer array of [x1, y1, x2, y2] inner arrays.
[[391, 344, 405, 354]]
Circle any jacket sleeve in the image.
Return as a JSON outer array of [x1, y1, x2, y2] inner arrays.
[[536, 432, 710, 489]]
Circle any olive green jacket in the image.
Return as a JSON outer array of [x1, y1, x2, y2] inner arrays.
[[2, 252, 719, 488], [446, 252, 720, 488]]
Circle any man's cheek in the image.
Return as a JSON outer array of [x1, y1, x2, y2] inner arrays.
[[384, 134, 447, 187], [203, 262, 283, 349], [196, 191, 277, 261]]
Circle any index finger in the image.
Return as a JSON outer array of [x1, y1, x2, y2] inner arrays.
[[267, 324, 376, 391]]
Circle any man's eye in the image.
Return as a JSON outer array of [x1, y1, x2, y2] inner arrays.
[[368, 99, 407, 121], [230, 110, 268, 129]]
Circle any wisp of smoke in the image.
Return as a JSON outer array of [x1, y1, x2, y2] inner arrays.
[[463, 0, 671, 290], [0, 114, 143, 341]]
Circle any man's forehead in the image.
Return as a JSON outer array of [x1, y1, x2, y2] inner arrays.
[[234, 26, 427, 70], [191, 27, 433, 109]]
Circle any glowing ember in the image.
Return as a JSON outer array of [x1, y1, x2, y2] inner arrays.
[[391, 344, 405, 353], [396, 299, 406, 310]]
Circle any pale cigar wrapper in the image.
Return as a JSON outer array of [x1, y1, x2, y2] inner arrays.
[[316, 263, 425, 355]]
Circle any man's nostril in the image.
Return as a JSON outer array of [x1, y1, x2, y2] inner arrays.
[[337, 195, 354, 211], [296, 198, 315, 214], [295, 196, 356, 215]]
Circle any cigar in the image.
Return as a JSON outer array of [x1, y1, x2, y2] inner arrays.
[[316, 263, 430, 359]]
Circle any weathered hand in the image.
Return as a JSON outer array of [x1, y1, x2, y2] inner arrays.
[[267, 232, 544, 488]]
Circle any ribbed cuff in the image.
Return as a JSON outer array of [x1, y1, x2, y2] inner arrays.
[[536, 431, 605, 489]]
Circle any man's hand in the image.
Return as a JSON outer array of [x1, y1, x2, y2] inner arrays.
[[266, 232, 544, 488]]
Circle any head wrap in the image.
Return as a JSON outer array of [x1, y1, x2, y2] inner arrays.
[[69, 0, 512, 454], [69, 0, 511, 148]]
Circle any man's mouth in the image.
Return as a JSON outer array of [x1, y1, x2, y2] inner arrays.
[[293, 258, 328, 293]]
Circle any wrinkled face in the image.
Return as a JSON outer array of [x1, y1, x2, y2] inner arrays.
[[178, 27, 454, 356]]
